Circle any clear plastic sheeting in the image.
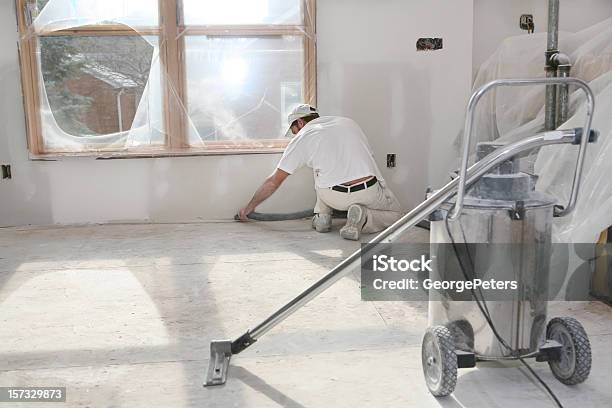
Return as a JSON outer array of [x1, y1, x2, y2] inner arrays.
[[185, 36, 304, 145], [20, 0, 316, 153], [33, 0, 159, 32], [182, 0, 303, 25], [472, 17, 612, 242], [37, 35, 164, 150]]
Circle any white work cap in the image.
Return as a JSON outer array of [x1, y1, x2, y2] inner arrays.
[[284, 104, 318, 137], [287, 104, 318, 125]]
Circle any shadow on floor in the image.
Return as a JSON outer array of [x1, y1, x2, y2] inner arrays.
[[232, 365, 308, 408]]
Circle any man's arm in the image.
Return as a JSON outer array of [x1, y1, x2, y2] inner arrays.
[[238, 168, 290, 221]]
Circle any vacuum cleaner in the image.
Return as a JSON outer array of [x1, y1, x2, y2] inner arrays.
[[204, 77, 598, 407]]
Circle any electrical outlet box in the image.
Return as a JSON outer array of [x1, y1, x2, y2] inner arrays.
[[520, 14, 535, 33], [386, 154, 396, 168], [1, 165, 12, 179], [416, 38, 443, 51]]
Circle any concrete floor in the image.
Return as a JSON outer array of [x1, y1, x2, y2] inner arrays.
[[0, 220, 611, 408]]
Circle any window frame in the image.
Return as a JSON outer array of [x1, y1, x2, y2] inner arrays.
[[16, 0, 317, 158]]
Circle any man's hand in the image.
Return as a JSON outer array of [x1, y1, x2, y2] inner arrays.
[[237, 207, 252, 222], [236, 169, 290, 222]]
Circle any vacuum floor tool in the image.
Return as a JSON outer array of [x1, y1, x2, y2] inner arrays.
[[204, 78, 598, 405]]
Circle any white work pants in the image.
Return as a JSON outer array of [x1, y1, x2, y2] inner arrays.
[[314, 183, 402, 233]]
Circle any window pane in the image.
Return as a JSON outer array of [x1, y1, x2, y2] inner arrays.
[[183, 0, 302, 25], [36, 0, 159, 28], [37, 0, 51, 9], [185, 36, 304, 144], [39, 35, 160, 142]]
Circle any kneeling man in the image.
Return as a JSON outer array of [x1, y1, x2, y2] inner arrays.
[[238, 104, 402, 240]]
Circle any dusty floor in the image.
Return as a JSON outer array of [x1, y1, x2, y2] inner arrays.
[[0, 220, 611, 408]]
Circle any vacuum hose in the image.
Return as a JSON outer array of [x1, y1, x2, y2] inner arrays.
[[235, 210, 430, 229], [234, 209, 347, 221]]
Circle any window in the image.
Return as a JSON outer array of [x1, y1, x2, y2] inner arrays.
[[16, 0, 316, 156]]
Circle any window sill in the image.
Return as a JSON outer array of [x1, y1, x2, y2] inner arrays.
[[29, 146, 287, 161]]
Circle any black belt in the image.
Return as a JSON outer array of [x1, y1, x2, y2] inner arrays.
[[332, 177, 377, 193]]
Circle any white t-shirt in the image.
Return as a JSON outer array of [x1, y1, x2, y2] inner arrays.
[[277, 116, 384, 189]]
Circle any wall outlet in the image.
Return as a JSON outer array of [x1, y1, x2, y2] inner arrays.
[[1, 165, 12, 179], [386, 154, 396, 168]]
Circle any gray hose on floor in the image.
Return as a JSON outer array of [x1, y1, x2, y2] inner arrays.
[[234, 209, 347, 221], [234, 210, 431, 230]]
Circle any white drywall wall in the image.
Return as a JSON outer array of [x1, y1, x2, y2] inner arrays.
[[0, 0, 474, 226], [317, 0, 474, 210], [473, 0, 612, 74]]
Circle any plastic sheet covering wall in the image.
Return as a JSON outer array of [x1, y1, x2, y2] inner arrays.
[[471, 17, 612, 242], [20, 0, 315, 153]]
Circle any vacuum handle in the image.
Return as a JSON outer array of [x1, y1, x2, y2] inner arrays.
[[450, 77, 596, 220]]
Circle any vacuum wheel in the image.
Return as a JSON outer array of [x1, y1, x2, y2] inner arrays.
[[547, 317, 592, 385], [421, 326, 457, 397]]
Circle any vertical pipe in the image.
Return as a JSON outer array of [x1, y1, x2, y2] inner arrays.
[[555, 55, 572, 127], [547, 0, 560, 51], [545, 0, 560, 130], [545, 70, 557, 130]]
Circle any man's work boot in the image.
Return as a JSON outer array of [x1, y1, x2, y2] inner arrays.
[[340, 205, 367, 241], [312, 213, 332, 233]]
